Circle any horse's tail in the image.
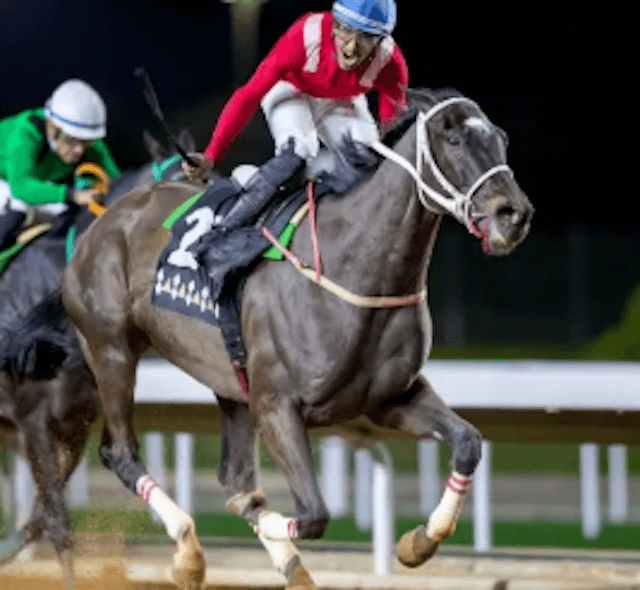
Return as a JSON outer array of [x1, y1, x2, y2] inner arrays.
[[0, 290, 83, 380]]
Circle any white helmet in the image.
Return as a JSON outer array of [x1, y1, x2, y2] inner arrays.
[[44, 79, 107, 140]]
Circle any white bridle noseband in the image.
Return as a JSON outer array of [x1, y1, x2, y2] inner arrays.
[[371, 97, 513, 229]]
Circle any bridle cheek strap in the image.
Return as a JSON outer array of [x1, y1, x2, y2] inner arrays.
[[371, 96, 513, 230]]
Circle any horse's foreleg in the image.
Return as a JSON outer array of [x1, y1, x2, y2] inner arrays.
[[87, 340, 204, 589], [368, 375, 482, 567], [256, 398, 329, 540], [219, 398, 316, 590]]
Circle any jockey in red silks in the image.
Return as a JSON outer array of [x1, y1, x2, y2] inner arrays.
[[187, 0, 408, 253]]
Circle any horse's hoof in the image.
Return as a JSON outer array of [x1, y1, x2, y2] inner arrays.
[[57, 549, 76, 590], [285, 557, 318, 590], [396, 525, 440, 567], [172, 527, 205, 590], [0, 533, 24, 565]]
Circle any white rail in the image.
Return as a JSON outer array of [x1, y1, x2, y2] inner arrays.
[[7, 359, 640, 574]]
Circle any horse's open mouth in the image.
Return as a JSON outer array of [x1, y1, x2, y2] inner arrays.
[[467, 217, 494, 254]]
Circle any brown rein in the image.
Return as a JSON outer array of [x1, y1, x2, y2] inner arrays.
[[261, 181, 426, 309]]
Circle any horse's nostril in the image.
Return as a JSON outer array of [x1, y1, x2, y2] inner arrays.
[[496, 205, 515, 220], [498, 205, 532, 228]]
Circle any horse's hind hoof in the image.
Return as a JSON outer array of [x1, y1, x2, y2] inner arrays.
[[172, 527, 205, 590], [396, 525, 440, 567], [285, 557, 318, 590], [0, 533, 24, 565]]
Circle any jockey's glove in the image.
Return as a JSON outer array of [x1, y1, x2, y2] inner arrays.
[[182, 152, 214, 184]]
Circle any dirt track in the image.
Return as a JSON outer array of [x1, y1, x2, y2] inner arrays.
[[2, 539, 640, 590]]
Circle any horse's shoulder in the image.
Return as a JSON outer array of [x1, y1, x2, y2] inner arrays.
[[156, 179, 202, 192]]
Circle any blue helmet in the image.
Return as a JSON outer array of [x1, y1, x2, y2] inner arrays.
[[332, 0, 397, 36]]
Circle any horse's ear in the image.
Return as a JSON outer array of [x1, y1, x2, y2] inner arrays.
[[496, 125, 509, 149], [143, 129, 167, 163], [177, 128, 196, 154]]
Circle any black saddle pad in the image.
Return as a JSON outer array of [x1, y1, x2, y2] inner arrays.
[[152, 176, 309, 327]]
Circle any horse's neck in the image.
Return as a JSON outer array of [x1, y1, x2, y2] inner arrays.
[[325, 125, 441, 295]]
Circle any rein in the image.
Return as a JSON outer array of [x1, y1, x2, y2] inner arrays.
[[261, 182, 426, 309], [259, 97, 511, 309], [370, 97, 513, 230], [75, 162, 109, 216]]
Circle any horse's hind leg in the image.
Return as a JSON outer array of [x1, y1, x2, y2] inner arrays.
[[219, 398, 317, 590], [86, 339, 204, 589], [368, 375, 482, 567], [65, 250, 204, 588]]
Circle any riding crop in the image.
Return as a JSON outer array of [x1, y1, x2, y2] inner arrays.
[[134, 66, 197, 167]]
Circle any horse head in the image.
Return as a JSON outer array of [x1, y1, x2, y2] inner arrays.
[[387, 89, 534, 256]]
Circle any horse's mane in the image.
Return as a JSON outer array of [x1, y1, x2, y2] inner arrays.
[[318, 88, 466, 193], [382, 87, 465, 148]]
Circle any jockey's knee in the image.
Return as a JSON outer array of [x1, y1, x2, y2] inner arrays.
[[349, 120, 380, 147]]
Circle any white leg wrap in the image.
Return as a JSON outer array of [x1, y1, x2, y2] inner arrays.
[[254, 509, 298, 541], [426, 472, 472, 540], [137, 475, 194, 541], [258, 533, 300, 575]]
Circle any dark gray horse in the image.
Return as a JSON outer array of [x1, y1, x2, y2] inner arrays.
[[0, 130, 194, 582], [58, 88, 532, 590]]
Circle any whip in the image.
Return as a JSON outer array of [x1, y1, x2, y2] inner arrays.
[[134, 67, 197, 167]]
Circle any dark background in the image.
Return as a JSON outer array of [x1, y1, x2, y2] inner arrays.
[[1, 2, 633, 350]]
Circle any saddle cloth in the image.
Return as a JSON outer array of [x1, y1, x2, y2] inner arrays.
[[151, 175, 311, 362], [151, 139, 381, 364]]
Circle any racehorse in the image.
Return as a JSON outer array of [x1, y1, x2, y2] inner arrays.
[[58, 88, 532, 590], [0, 130, 194, 581]]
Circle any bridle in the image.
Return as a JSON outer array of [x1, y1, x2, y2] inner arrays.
[[261, 96, 515, 310], [371, 97, 513, 231]]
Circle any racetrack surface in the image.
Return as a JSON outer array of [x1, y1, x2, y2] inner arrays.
[[2, 538, 640, 590]]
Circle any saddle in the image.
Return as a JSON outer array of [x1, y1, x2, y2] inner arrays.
[[152, 139, 382, 368], [0, 223, 51, 274]]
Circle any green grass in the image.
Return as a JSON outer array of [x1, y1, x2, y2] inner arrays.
[[194, 515, 640, 551], [65, 511, 640, 551], [3, 508, 640, 551], [68, 508, 166, 536], [80, 432, 640, 475]]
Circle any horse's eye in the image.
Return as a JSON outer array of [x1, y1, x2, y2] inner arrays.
[[447, 132, 461, 146]]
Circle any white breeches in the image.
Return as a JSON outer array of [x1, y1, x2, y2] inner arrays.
[[0, 178, 68, 218], [260, 81, 380, 161]]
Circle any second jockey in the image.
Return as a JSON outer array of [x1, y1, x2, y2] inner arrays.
[[0, 79, 120, 251], [186, 0, 408, 248]]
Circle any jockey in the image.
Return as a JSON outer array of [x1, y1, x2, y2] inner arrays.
[[0, 79, 120, 251], [186, 0, 407, 250]]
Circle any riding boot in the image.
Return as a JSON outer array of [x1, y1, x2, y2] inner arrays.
[[0, 210, 27, 252], [221, 139, 305, 234], [199, 139, 305, 277]]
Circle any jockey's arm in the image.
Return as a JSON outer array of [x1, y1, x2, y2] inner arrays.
[[375, 46, 409, 133], [203, 18, 306, 164], [5, 124, 72, 206]]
